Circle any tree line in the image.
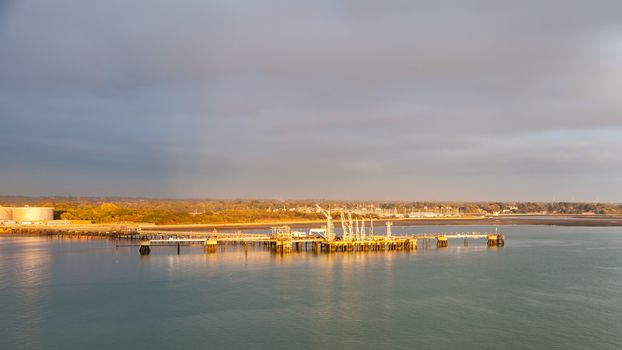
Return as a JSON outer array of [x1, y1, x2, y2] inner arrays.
[[0, 196, 620, 225]]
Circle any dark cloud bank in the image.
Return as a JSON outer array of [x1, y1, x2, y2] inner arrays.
[[1, 0, 621, 201]]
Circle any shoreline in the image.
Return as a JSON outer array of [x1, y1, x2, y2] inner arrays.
[[2, 215, 621, 236], [143, 215, 622, 231]]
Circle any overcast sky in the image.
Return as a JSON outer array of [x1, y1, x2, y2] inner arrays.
[[1, 0, 621, 201]]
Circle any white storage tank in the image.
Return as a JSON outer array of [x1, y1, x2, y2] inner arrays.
[[11, 207, 54, 222], [0, 206, 12, 220]]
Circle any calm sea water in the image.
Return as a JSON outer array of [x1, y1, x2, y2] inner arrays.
[[1, 225, 621, 349]]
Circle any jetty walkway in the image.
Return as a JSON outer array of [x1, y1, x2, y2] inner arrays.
[[133, 229, 505, 255]]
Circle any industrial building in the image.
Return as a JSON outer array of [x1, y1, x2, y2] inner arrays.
[[0, 206, 54, 223]]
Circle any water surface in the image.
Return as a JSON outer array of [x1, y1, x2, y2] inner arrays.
[[1, 225, 621, 349]]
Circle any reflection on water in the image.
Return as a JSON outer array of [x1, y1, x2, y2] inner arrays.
[[1, 225, 622, 349], [0, 237, 51, 348]]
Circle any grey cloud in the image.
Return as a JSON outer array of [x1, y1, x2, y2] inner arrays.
[[1, 0, 621, 200]]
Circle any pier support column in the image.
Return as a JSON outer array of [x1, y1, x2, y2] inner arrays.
[[139, 240, 151, 255], [275, 240, 292, 254], [497, 234, 505, 247], [408, 239, 417, 250], [436, 236, 448, 248], [487, 235, 498, 247], [204, 239, 218, 253]]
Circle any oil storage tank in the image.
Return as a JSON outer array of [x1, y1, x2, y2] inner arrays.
[[11, 207, 54, 222], [0, 206, 12, 220]]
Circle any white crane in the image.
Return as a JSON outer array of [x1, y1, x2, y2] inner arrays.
[[336, 209, 370, 242], [340, 210, 349, 240], [347, 211, 354, 241], [386, 221, 393, 239], [316, 204, 334, 241], [360, 218, 366, 240], [339, 209, 354, 241]]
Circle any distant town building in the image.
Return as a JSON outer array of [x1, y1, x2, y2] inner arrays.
[[408, 212, 439, 218]]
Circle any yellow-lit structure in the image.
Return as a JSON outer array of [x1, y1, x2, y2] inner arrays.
[[0, 206, 54, 222]]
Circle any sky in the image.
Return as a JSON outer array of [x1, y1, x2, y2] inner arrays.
[[1, 0, 621, 201]]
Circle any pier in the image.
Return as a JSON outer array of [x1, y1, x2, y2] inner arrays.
[[134, 227, 505, 255], [133, 208, 505, 255]]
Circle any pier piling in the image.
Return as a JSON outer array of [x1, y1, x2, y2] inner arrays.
[[204, 239, 218, 253], [139, 239, 151, 255]]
